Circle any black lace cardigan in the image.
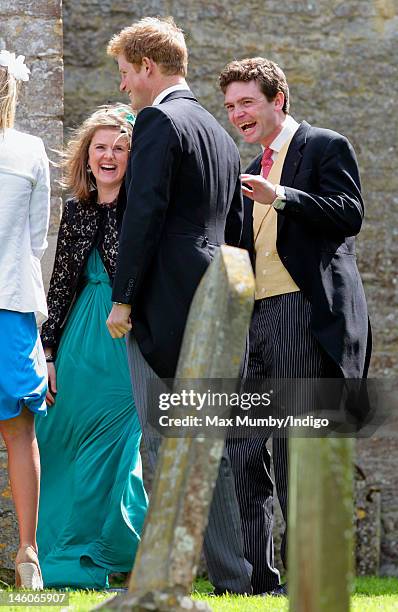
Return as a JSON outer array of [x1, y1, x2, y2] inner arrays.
[[41, 194, 119, 353]]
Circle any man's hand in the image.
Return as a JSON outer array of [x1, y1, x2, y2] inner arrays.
[[106, 303, 132, 338], [241, 173, 277, 205]]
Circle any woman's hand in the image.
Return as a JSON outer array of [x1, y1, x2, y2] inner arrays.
[[46, 362, 57, 406]]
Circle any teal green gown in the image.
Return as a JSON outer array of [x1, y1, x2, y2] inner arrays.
[[36, 249, 148, 589]]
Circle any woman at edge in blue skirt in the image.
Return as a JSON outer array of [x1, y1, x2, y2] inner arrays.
[[0, 50, 50, 589]]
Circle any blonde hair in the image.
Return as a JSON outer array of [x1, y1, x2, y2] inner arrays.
[[107, 16, 188, 77], [0, 65, 18, 130], [62, 104, 134, 202]]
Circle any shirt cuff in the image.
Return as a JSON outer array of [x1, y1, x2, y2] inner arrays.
[[273, 184, 286, 210]]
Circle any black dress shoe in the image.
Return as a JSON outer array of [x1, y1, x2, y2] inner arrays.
[[268, 582, 288, 596]]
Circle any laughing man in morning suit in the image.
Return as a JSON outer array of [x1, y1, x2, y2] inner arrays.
[[219, 57, 371, 595]]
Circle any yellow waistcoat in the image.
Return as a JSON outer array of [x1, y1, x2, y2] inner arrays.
[[253, 137, 300, 300]]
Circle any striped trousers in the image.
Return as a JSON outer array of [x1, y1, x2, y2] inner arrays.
[[126, 334, 253, 594], [226, 291, 335, 594]]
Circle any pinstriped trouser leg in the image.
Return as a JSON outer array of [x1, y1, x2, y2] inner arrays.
[[126, 332, 253, 594], [227, 291, 329, 593]]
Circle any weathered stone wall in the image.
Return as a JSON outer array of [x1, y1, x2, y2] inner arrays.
[[0, 0, 63, 580], [63, 0, 397, 576], [64, 0, 397, 378]]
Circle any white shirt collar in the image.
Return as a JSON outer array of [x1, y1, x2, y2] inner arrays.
[[152, 83, 191, 106], [269, 114, 300, 153]]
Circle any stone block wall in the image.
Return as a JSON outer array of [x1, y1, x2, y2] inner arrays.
[[0, 0, 63, 580], [63, 0, 398, 377]]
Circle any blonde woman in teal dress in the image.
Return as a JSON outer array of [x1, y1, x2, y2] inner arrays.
[[36, 105, 147, 589]]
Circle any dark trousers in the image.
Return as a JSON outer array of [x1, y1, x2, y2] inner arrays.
[[227, 291, 335, 594]]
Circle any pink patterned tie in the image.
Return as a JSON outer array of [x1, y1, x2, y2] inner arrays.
[[261, 146, 274, 179]]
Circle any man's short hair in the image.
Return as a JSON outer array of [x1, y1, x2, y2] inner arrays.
[[107, 16, 188, 77], [219, 57, 290, 113]]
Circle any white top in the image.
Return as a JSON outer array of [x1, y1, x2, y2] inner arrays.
[[0, 128, 50, 324], [152, 83, 191, 106]]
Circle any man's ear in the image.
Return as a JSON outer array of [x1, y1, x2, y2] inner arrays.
[[274, 91, 285, 111], [141, 56, 155, 75]]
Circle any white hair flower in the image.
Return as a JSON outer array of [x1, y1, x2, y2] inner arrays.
[[0, 49, 30, 82]]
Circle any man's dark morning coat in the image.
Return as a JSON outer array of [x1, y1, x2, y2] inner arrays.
[[113, 90, 243, 378], [242, 120, 371, 379]]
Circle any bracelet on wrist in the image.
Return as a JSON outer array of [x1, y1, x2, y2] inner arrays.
[[45, 354, 55, 363]]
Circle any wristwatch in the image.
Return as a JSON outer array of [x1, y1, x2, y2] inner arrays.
[[273, 184, 286, 210]]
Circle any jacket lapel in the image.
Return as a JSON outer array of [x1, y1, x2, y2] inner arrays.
[[280, 120, 311, 187], [277, 121, 311, 236], [246, 153, 262, 176]]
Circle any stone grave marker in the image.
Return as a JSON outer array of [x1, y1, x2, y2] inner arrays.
[[289, 437, 354, 612], [100, 245, 254, 610]]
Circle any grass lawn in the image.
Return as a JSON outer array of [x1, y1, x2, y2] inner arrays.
[[0, 577, 397, 611]]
